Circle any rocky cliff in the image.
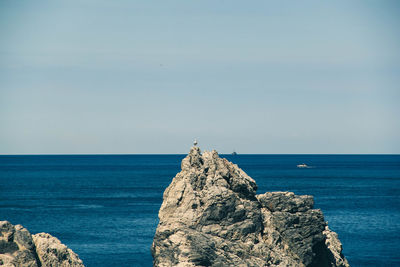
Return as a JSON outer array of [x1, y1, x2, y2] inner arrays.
[[0, 221, 84, 267], [152, 147, 349, 267]]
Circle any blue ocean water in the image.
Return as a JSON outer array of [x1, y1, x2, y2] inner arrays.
[[0, 154, 399, 267]]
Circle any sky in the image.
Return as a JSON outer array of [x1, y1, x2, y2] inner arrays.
[[1, 0, 399, 154]]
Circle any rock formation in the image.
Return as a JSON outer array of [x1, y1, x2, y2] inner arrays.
[[152, 147, 349, 267], [0, 221, 84, 267]]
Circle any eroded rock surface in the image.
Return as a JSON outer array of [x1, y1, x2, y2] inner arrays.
[[0, 221, 84, 267], [152, 147, 349, 267]]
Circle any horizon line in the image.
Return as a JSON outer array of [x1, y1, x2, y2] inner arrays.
[[1, 153, 399, 156]]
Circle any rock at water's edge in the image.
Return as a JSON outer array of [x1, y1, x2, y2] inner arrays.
[[152, 147, 349, 267], [0, 221, 84, 267]]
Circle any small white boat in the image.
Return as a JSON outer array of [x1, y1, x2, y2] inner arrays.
[[297, 163, 309, 168]]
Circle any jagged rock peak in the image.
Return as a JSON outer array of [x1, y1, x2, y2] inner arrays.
[[0, 221, 84, 267], [152, 147, 349, 267], [180, 147, 258, 198]]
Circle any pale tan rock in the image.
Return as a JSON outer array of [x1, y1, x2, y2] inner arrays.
[[152, 147, 350, 267], [32, 233, 84, 267], [0, 221, 38, 267], [324, 226, 350, 267], [0, 221, 84, 267]]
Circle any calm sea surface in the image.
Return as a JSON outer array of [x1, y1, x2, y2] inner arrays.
[[0, 154, 399, 267]]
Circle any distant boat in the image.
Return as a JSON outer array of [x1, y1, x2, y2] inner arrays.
[[232, 151, 237, 156], [297, 163, 309, 168]]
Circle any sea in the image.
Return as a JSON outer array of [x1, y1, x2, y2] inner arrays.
[[0, 154, 399, 267]]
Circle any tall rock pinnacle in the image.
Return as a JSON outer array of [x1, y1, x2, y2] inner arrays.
[[152, 147, 349, 267]]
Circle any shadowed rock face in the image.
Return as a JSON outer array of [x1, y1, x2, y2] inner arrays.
[[152, 147, 349, 267], [0, 221, 84, 267]]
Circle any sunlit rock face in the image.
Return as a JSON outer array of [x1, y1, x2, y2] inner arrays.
[[0, 221, 84, 267], [152, 147, 349, 267]]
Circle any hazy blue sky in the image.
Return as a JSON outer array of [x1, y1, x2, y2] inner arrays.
[[1, 1, 399, 154]]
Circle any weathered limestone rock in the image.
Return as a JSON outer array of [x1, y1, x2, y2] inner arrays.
[[0, 221, 84, 267], [0, 221, 40, 267], [33, 233, 84, 267], [152, 147, 349, 267], [323, 226, 349, 267]]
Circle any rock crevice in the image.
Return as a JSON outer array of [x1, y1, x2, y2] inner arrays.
[[152, 147, 349, 267]]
